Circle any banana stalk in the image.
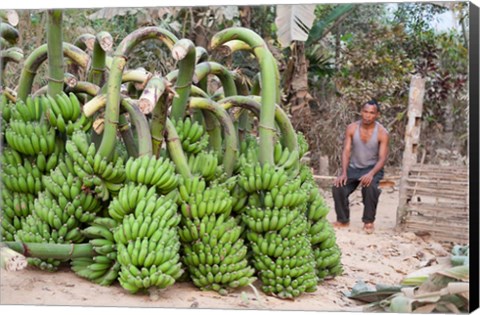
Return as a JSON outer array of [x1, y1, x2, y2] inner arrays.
[[219, 95, 298, 155], [0, 10, 19, 27], [211, 27, 277, 165], [194, 61, 237, 97], [1, 47, 23, 81], [65, 80, 101, 97], [4, 242, 94, 260], [31, 73, 83, 97], [1, 245, 27, 271], [231, 70, 252, 141], [194, 46, 209, 122], [88, 31, 113, 88], [46, 10, 65, 97], [73, 33, 96, 52], [119, 113, 138, 158], [188, 97, 238, 176], [165, 117, 192, 178], [17, 43, 90, 102], [122, 68, 152, 88], [138, 75, 166, 115], [146, 78, 169, 156], [194, 61, 238, 155], [0, 23, 19, 45], [170, 38, 196, 121], [121, 97, 152, 157], [0, 47, 23, 64], [97, 26, 178, 158]]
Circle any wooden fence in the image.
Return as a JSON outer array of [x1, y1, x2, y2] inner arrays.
[[399, 164, 469, 244]]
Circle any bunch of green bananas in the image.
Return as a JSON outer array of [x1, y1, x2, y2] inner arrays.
[[14, 190, 86, 271], [0, 148, 41, 241], [187, 150, 222, 181], [171, 117, 209, 155], [0, 93, 13, 133], [8, 94, 45, 122], [299, 163, 343, 280], [112, 193, 183, 293], [65, 130, 126, 201], [236, 150, 319, 299], [42, 162, 103, 223], [1, 154, 43, 195], [238, 162, 290, 193], [176, 177, 256, 294], [71, 217, 121, 286], [178, 179, 233, 219], [4, 119, 56, 156], [42, 92, 92, 135], [124, 154, 179, 194], [0, 189, 34, 241], [273, 143, 300, 172]]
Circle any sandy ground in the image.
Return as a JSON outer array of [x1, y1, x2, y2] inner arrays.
[[0, 181, 454, 314]]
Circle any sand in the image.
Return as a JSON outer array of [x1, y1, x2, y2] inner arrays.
[[0, 183, 454, 315]]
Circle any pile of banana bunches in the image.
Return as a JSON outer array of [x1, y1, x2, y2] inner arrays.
[[0, 92, 342, 299]]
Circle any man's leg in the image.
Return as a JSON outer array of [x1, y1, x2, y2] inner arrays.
[[361, 185, 382, 223], [332, 178, 360, 224], [361, 169, 384, 226]]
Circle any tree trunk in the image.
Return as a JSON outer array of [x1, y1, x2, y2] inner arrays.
[[239, 6, 252, 28]]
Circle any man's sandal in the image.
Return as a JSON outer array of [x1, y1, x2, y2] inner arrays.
[[363, 223, 374, 234]]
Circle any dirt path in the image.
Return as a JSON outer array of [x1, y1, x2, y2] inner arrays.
[[0, 185, 452, 314]]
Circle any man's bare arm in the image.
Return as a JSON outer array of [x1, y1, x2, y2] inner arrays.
[[334, 124, 355, 186]]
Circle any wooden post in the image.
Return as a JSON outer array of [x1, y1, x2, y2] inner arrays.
[[396, 75, 426, 228]]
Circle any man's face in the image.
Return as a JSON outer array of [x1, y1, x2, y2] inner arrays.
[[361, 104, 379, 125]]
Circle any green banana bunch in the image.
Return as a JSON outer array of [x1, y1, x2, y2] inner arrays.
[[113, 204, 180, 245], [14, 190, 89, 271], [125, 155, 178, 193], [4, 119, 56, 156], [313, 245, 343, 280], [296, 131, 310, 159], [1, 157, 43, 194], [117, 243, 182, 294], [107, 183, 157, 221], [42, 162, 103, 221], [0, 94, 13, 130], [273, 143, 300, 171], [71, 217, 120, 286], [238, 162, 289, 193], [172, 117, 210, 155], [179, 185, 233, 219], [41, 92, 92, 135], [301, 168, 343, 280], [1, 189, 35, 219], [181, 214, 256, 294], [9, 95, 45, 122], [66, 130, 126, 200], [187, 151, 219, 181], [110, 190, 183, 293]]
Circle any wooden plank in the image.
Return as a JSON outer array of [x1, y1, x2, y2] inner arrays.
[[405, 208, 469, 218], [403, 227, 469, 243], [397, 75, 426, 227], [406, 178, 468, 186], [405, 185, 468, 196], [404, 218, 469, 231]]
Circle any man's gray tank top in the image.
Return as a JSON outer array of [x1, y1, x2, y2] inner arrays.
[[350, 121, 379, 169]]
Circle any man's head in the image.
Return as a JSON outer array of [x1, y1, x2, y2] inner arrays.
[[361, 99, 380, 125]]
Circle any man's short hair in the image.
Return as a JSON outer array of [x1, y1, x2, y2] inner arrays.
[[364, 99, 380, 112]]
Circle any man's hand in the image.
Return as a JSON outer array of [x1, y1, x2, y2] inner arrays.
[[359, 172, 374, 187], [334, 174, 348, 187]]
